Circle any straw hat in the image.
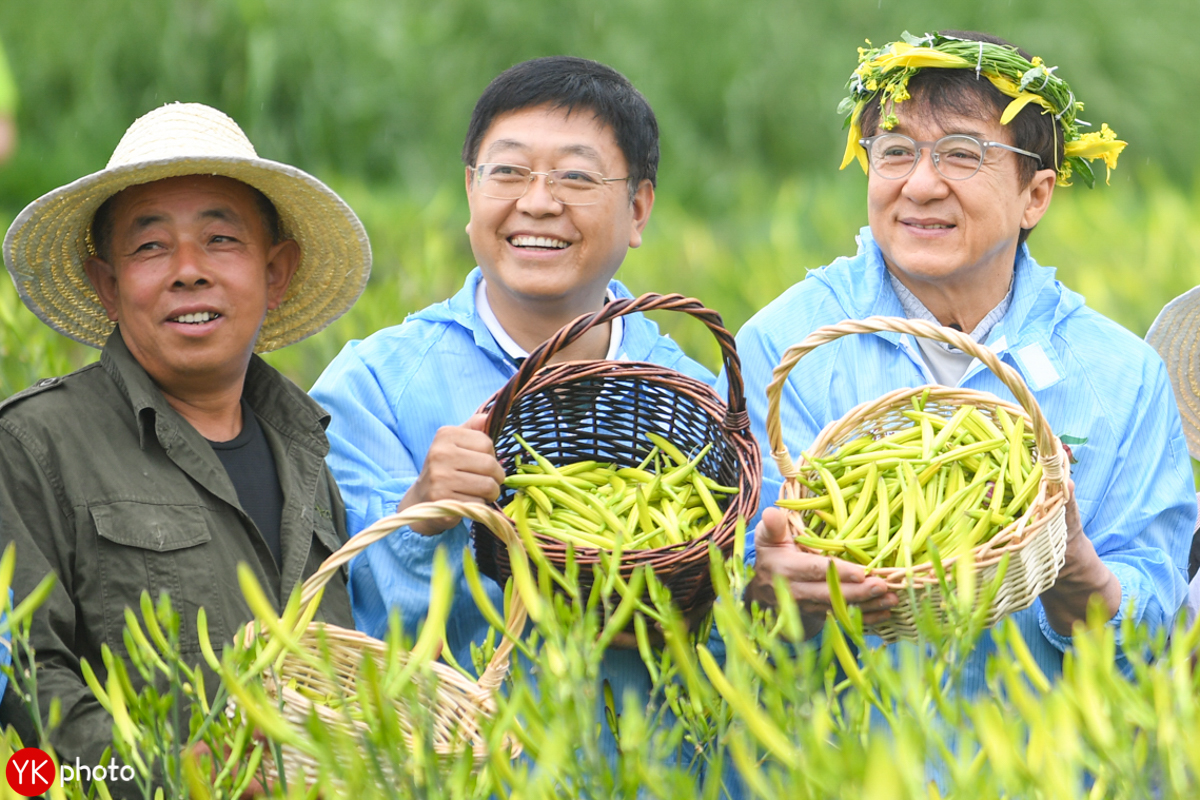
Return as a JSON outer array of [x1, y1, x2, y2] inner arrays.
[[3, 102, 371, 352], [1146, 286, 1200, 458]]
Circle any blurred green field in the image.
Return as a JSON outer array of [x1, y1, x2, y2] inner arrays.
[[5, 168, 1200, 394], [2, 0, 1200, 393]]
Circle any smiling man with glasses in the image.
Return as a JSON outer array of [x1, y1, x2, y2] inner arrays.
[[729, 31, 1192, 689], [310, 55, 714, 765]]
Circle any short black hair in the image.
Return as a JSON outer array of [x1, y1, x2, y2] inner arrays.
[[90, 179, 283, 263], [462, 56, 659, 198], [858, 31, 1062, 245]]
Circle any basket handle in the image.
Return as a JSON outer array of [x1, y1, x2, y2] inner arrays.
[[765, 315, 1066, 489], [297, 500, 529, 689], [482, 292, 749, 440]]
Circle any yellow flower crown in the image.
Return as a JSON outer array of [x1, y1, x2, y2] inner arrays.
[[840, 32, 1127, 187]]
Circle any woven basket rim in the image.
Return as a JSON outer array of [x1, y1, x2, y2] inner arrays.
[[766, 317, 1070, 598]]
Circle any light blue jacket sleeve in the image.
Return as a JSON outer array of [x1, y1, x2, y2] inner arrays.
[[1038, 357, 1192, 656], [723, 298, 833, 561], [311, 341, 493, 644], [312, 343, 413, 538]]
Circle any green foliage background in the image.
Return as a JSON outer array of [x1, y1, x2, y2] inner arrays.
[[2, 0, 1200, 391]]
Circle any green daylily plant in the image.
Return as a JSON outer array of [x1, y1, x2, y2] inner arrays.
[[1, 535, 1199, 799]]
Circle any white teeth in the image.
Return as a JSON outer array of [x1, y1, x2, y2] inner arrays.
[[510, 235, 569, 249], [172, 312, 218, 324], [911, 223, 952, 229]]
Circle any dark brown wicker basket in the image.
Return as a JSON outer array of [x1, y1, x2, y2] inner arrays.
[[471, 293, 761, 619]]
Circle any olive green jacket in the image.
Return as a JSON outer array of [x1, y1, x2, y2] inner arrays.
[[0, 331, 353, 780]]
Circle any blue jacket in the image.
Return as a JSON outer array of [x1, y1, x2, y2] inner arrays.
[[311, 268, 715, 668], [727, 227, 1193, 686]]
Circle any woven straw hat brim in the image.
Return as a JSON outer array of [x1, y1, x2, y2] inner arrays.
[[4, 155, 371, 353], [1146, 285, 1200, 459]]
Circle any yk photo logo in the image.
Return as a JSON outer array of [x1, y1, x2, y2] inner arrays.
[[6, 747, 134, 796]]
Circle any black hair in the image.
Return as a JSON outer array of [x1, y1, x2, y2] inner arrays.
[[90, 179, 283, 263], [858, 31, 1062, 246], [462, 56, 659, 199]]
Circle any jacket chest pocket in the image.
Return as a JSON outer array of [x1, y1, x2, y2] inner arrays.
[[312, 514, 343, 563], [91, 502, 225, 657], [304, 511, 352, 624]]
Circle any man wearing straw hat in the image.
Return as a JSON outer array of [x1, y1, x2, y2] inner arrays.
[[1145, 290, 1200, 625], [0, 102, 368, 779], [732, 31, 1192, 683], [311, 56, 714, 760]]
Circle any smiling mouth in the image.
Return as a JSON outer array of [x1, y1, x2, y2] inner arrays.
[[905, 222, 955, 230], [509, 235, 569, 250], [170, 312, 222, 324]]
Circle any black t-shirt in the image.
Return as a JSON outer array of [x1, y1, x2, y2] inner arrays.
[[208, 400, 284, 568]]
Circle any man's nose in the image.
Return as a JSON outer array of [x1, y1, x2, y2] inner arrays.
[[170, 240, 212, 286], [516, 172, 563, 215], [902, 147, 950, 198]]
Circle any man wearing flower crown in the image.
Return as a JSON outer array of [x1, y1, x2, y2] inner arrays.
[[732, 31, 1193, 683], [0, 103, 368, 791]]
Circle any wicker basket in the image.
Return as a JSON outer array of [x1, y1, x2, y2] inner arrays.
[[472, 293, 761, 621], [766, 316, 1070, 642], [241, 501, 528, 789]]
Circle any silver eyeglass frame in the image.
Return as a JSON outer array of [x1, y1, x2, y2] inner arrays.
[[859, 134, 1043, 181], [471, 163, 631, 206]]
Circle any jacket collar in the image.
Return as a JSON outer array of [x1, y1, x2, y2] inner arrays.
[[821, 227, 1085, 355], [409, 267, 654, 367], [100, 329, 329, 454]]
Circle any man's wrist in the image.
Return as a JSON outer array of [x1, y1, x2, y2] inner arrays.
[[1041, 541, 1121, 634]]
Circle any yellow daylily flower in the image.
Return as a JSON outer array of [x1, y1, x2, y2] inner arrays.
[[1000, 92, 1052, 125], [1064, 124, 1126, 162], [839, 104, 868, 173], [986, 74, 1053, 107], [868, 42, 971, 72], [1064, 124, 1127, 183]]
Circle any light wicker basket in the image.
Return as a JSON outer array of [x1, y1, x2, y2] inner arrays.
[[766, 316, 1070, 642], [240, 501, 528, 789]]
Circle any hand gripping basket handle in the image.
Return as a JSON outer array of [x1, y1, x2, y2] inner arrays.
[[483, 292, 749, 440], [297, 500, 529, 692], [764, 315, 1067, 489]]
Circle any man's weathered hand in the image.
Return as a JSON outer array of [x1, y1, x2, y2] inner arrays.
[[746, 507, 898, 638], [1039, 479, 1121, 634], [402, 413, 506, 535]]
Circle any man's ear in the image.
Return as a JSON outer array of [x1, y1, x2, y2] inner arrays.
[[264, 239, 302, 310], [83, 257, 121, 322], [464, 166, 474, 238], [627, 179, 655, 249], [1021, 167, 1056, 230]]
